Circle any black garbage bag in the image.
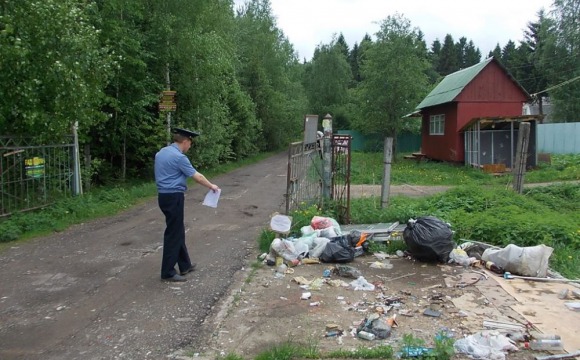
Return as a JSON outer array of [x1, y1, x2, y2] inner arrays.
[[320, 235, 354, 263], [403, 216, 454, 262]]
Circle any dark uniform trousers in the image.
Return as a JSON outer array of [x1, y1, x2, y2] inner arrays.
[[158, 192, 192, 278]]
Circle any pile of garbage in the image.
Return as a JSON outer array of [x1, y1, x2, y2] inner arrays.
[[266, 213, 568, 282], [265, 215, 369, 266]]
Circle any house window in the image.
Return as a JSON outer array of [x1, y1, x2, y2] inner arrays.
[[429, 114, 445, 135]]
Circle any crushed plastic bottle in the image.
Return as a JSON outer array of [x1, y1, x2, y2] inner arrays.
[[524, 339, 564, 351], [357, 331, 375, 340]]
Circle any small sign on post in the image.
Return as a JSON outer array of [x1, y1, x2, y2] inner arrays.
[[159, 90, 176, 112]]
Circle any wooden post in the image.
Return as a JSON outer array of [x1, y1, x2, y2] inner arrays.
[[381, 137, 393, 209], [512, 122, 530, 194]]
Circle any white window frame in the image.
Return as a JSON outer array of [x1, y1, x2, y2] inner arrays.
[[429, 114, 445, 135]]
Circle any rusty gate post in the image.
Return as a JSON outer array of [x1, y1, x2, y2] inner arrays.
[[322, 114, 333, 200]]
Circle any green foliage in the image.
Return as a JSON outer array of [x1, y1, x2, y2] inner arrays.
[[0, 0, 113, 139], [219, 354, 244, 360], [0, 221, 22, 243], [526, 154, 580, 182], [350, 152, 580, 186], [235, 0, 307, 151], [258, 229, 276, 253], [325, 345, 394, 359], [303, 39, 353, 123], [540, 0, 580, 122], [397, 332, 454, 360], [349, 184, 580, 278], [253, 341, 300, 360], [354, 14, 430, 139]]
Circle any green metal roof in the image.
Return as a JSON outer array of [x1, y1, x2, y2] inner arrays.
[[416, 58, 493, 110]]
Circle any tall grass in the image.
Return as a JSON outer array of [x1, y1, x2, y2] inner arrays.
[[350, 152, 580, 185], [349, 184, 580, 279]]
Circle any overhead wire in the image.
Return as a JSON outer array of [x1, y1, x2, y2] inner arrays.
[[531, 74, 580, 97]]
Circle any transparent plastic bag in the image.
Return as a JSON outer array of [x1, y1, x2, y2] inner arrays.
[[481, 244, 553, 277]]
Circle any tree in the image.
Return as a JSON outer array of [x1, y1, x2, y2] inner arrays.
[[354, 14, 429, 207], [0, 0, 112, 140], [429, 39, 442, 69], [501, 40, 518, 69], [488, 43, 502, 59], [438, 34, 458, 75], [303, 38, 352, 129], [540, 0, 580, 121], [355, 14, 429, 140], [464, 40, 482, 66], [456, 36, 468, 68], [235, 0, 307, 150], [335, 33, 350, 58]]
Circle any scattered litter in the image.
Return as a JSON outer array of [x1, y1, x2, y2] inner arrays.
[[564, 302, 580, 311], [349, 276, 375, 291], [327, 279, 349, 287], [357, 330, 375, 340], [423, 308, 442, 317], [333, 264, 361, 279], [309, 278, 324, 290], [309, 301, 320, 306], [292, 276, 311, 285], [368, 260, 393, 269], [302, 258, 320, 264], [324, 330, 343, 337], [301, 292, 312, 300], [398, 346, 433, 358]]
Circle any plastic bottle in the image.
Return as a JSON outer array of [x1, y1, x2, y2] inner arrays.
[[484, 261, 504, 274], [524, 339, 564, 351], [529, 331, 561, 340], [357, 331, 376, 340]]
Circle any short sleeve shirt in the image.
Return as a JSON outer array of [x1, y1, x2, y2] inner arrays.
[[154, 144, 197, 193]]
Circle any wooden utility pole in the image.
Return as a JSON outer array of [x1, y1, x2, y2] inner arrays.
[[512, 122, 531, 194], [381, 137, 393, 208]]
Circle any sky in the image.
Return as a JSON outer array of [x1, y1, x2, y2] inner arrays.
[[234, 0, 553, 61]]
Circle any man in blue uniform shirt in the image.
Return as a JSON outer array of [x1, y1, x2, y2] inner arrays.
[[154, 128, 220, 282]]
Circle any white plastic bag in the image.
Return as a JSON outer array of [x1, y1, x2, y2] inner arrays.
[[449, 248, 477, 267], [309, 237, 330, 258], [349, 276, 375, 291], [270, 238, 299, 262], [481, 244, 553, 277], [454, 331, 518, 360], [270, 214, 292, 233], [300, 225, 315, 236]]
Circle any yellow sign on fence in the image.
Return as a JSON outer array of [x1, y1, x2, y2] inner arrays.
[[25, 157, 45, 178]]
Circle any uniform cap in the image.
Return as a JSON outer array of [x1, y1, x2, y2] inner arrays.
[[172, 127, 200, 139]]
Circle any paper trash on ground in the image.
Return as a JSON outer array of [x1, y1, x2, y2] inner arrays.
[[202, 189, 221, 208]]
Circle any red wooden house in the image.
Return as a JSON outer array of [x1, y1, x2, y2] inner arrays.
[[415, 57, 539, 168]]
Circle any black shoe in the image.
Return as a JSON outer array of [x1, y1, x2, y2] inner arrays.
[[181, 264, 197, 276], [162, 274, 187, 282]]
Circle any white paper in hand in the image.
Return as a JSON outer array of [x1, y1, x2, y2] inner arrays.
[[202, 189, 221, 208]]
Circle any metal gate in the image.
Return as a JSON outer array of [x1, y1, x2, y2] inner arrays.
[[0, 136, 76, 217], [286, 135, 351, 224], [331, 134, 351, 224], [285, 141, 323, 214]]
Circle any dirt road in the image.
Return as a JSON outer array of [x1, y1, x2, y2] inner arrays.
[[0, 152, 289, 359]]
